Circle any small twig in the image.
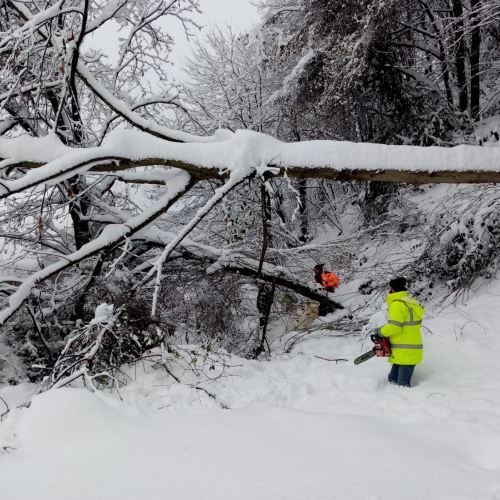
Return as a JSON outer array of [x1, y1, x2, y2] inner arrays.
[[190, 385, 230, 410], [160, 359, 181, 383], [0, 396, 9, 421], [161, 362, 230, 409], [314, 355, 348, 363], [26, 304, 54, 364], [158, 349, 230, 410]]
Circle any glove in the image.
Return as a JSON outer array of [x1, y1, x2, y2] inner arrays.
[[370, 332, 382, 344]]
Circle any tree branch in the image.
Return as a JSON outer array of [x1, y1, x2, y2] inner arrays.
[[76, 62, 212, 144], [4, 131, 500, 188]]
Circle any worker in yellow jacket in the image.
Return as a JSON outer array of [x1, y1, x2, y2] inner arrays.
[[377, 277, 424, 387]]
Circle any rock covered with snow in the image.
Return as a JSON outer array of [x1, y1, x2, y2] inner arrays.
[[92, 303, 114, 324]]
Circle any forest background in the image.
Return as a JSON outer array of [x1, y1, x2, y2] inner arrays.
[[0, 0, 500, 387]]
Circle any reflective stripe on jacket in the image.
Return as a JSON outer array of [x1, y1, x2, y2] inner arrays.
[[379, 291, 424, 365]]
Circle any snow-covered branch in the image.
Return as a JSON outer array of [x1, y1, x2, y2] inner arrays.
[[149, 172, 251, 316], [178, 244, 344, 309], [0, 170, 194, 326], [76, 63, 207, 144], [3, 130, 500, 188]]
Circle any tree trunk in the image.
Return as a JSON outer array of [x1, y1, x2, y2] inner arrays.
[[469, 0, 482, 121], [418, 0, 454, 106], [298, 179, 309, 243], [452, 0, 469, 113], [68, 177, 92, 249], [255, 181, 275, 356], [254, 281, 275, 358]]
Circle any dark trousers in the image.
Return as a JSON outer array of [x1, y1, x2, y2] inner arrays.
[[388, 364, 415, 387]]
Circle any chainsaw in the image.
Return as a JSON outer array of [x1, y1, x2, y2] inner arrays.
[[353, 334, 391, 365]]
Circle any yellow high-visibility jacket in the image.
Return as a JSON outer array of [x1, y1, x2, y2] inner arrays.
[[379, 291, 424, 365]]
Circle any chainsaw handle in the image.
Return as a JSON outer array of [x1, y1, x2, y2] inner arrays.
[[373, 336, 391, 357]]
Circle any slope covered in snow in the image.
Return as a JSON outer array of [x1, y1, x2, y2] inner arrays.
[[1, 277, 500, 499]]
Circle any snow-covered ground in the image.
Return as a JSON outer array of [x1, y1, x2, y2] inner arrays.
[[1, 280, 500, 499]]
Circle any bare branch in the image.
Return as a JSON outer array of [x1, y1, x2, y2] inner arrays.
[[0, 171, 196, 325]]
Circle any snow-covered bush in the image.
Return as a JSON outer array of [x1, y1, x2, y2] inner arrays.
[[413, 186, 500, 291], [39, 303, 166, 391]]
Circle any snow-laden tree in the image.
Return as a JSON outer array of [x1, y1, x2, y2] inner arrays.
[[256, 0, 500, 144], [0, 0, 344, 376], [2, 0, 500, 384], [180, 27, 278, 134]]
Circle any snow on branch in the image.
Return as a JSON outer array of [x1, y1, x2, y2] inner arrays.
[[0, 0, 80, 51], [259, 5, 302, 27], [3, 129, 500, 186], [0, 80, 63, 106], [267, 49, 315, 103], [77, 63, 213, 144], [39, 306, 123, 392], [0, 130, 224, 198], [95, 169, 190, 186], [85, 0, 128, 34], [178, 243, 344, 310]]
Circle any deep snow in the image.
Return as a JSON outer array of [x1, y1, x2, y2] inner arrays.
[[1, 280, 500, 500]]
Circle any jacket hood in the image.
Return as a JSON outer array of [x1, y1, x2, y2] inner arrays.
[[386, 291, 409, 305], [386, 291, 424, 316]]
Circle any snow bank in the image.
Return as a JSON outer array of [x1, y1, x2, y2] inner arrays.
[[1, 382, 498, 500], [1, 281, 500, 499]]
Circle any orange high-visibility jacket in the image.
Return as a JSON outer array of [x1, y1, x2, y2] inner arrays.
[[321, 272, 340, 291]]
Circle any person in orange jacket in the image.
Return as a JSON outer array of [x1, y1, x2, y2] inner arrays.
[[313, 264, 340, 316], [313, 264, 340, 292]]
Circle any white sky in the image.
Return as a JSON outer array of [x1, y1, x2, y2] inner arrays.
[[193, 0, 260, 30]]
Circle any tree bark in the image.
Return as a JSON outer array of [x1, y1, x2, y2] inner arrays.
[[67, 177, 92, 249], [452, 0, 469, 113], [469, 0, 482, 121], [418, 0, 453, 106], [298, 179, 309, 243]]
